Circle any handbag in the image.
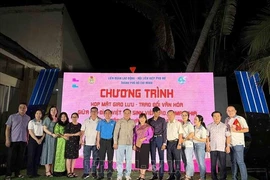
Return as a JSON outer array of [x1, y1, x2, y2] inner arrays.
[[136, 139, 142, 148]]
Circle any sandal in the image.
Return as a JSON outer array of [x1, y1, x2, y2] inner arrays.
[[67, 173, 74, 178], [72, 173, 78, 177], [137, 173, 145, 180], [141, 173, 145, 180], [46, 171, 53, 177]]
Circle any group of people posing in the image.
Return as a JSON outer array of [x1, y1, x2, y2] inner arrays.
[[4, 104, 249, 180]]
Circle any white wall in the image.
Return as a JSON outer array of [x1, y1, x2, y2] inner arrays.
[[0, 4, 92, 71], [0, 4, 64, 69]]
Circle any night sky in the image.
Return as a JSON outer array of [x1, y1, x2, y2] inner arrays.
[[0, 0, 268, 73], [1, 0, 269, 105], [63, 0, 268, 73], [65, 1, 157, 72]]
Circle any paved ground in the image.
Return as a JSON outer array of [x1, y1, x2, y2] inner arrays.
[[0, 168, 260, 180]]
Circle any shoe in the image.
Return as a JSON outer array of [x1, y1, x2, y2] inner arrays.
[[97, 177, 104, 180], [34, 174, 41, 177], [5, 176, 11, 180], [82, 174, 90, 179], [166, 176, 175, 180], [15, 174, 24, 178], [92, 173, 98, 179], [126, 176, 132, 180], [149, 175, 158, 180], [117, 177, 122, 180], [107, 177, 113, 180], [182, 176, 192, 180], [159, 177, 163, 180]]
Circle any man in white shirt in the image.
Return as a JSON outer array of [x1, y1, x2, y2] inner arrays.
[[80, 107, 100, 179], [166, 110, 183, 180], [225, 106, 249, 180], [207, 111, 231, 180]]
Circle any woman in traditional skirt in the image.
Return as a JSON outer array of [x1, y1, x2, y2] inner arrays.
[[133, 113, 154, 180], [53, 112, 69, 176], [64, 112, 81, 178]]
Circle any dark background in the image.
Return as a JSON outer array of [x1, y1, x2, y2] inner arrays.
[[0, 0, 268, 73], [0, 1, 270, 177]]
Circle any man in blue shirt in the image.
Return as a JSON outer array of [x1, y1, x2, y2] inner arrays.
[[96, 109, 116, 180]]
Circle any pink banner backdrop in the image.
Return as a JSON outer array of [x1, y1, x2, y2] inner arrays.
[[61, 73, 215, 172]]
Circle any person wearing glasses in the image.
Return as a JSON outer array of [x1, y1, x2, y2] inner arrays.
[[64, 113, 82, 178], [40, 106, 58, 177], [225, 106, 248, 180], [80, 107, 101, 179]]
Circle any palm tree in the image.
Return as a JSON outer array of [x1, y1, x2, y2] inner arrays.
[[114, 0, 238, 73], [114, 0, 175, 59], [186, 0, 237, 72], [240, 5, 270, 91]]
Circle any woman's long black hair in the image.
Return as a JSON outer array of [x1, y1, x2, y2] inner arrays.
[[58, 112, 69, 126], [196, 115, 206, 129]]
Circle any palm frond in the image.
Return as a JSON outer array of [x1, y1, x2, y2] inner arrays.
[[248, 56, 270, 91], [221, 0, 237, 35], [241, 6, 270, 56], [164, 16, 175, 58], [115, 0, 175, 58]]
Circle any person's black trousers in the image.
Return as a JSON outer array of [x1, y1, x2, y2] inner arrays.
[[210, 151, 227, 180], [6, 141, 27, 176], [167, 140, 181, 179], [98, 138, 114, 178], [27, 136, 43, 176]]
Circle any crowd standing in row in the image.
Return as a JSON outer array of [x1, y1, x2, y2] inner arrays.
[[4, 104, 249, 180]]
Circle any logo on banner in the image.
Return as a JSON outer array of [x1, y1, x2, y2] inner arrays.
[[72, 78, 79, 88], [88, 76, 95, 84], [178, 76, 187, 84]]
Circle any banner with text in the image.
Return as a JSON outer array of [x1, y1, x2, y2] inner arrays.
[[61, 72, 214, 170]]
